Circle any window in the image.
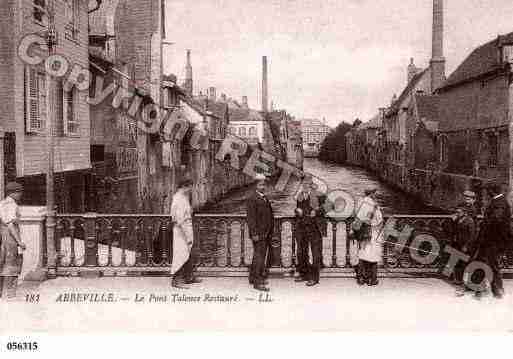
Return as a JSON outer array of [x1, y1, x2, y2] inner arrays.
[[229, 126, 236, 135], [33, 0, 47, 25], [503, 45, 513, 64], [64, 0, 80, 40], [238, 127, 246, 137], [63, 87, 79, 135], [439, 135, 448, 163], [249, 126, 256, 137], [488, 133, 498, 166], [25, 67, 47, 134]]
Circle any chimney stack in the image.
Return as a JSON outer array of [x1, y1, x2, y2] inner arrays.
[[407, 58, 419, 84], [430, 0, 446, 93], [242, 96, 248, 108], [262, 56, 268, 112], [184, 49, 193, 96], [209, 87, 216, 101]]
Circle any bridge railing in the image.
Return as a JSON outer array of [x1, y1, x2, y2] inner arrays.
[[48, 213, 513, 277]]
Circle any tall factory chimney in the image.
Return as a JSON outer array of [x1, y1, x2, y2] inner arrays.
[[262, 56, 268, 112], [184, 49, 193, 96], [430, 0, 446, 93]]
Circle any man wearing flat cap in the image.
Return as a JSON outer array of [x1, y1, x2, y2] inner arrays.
[[462, 190, 479, 220], [0, 182, 26, 300], [451, 202, 477, 297], [472, 182, 511, 299], [246, 174, 274, 292]]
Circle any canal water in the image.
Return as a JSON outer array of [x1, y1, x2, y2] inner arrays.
[[201, 158, 444, 216], [195, 158, 445, 268]]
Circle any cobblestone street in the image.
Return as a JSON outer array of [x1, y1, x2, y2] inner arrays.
[[2, 277, 513, 332]]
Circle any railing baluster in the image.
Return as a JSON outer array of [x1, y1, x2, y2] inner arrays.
[[278, 219, 283, 268], [84, 213, 98, 267], [291, 220, 296, 269], [240, 222, 245, 267], [134, 220, 142, 266], [161, 218, 169, 266], [107, 220, 114, 266], [147, 220, 154, 266], [55, 219, 64, 267], [212, 220, 219, 267], [120, 219, 127, 267], [331, 220, 337, 268], [345, 220, 351, 268], [69, 221, 76, 267], [226, 220, 232, 267]]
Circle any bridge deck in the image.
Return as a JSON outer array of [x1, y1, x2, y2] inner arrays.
[[3, 277, 513, 332]]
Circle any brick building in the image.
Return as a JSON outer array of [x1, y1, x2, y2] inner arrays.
[[0, 0, 98, 212]]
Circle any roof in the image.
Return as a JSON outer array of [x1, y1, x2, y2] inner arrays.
[[301, 118, 326, 127], [415, 95, 440, 123], [193, 98, 228, 119], [440, 32, 513, 89], [360, 114, 382, 129], [229, 108, 265, 122], [388, 69, 428, 114]]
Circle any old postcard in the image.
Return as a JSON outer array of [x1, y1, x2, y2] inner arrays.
[[2, 0, 513, 348]]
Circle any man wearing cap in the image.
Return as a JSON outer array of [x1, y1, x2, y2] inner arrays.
[[473, 182, 511, 299], [355, 188, 383, 286], [294, 175, 323, 286], [451, 203, 477, 297], [246, 174, 274, 292], [170, 178, 202, 289], [0, 182, 26, 300], [462, 190, 479, 219]]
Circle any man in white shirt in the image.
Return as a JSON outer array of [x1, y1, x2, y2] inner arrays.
[[170, 178, 202, 289]]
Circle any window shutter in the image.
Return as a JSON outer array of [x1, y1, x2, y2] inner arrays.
[[25, 67, 44, 133], [63, 88, 73, 135]]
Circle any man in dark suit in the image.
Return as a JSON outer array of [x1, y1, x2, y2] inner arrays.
[[475, 182, 511, 299], [246, 174, 274, 292], [294, 176, 323, 286]]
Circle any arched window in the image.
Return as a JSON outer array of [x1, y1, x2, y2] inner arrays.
[[488, 132, 498, 166], [439, 134, 449, 163]]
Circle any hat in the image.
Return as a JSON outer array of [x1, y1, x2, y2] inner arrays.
[[301, 174, 314, 185], [463, 190, 476, 198], [178, 173, 193, 189], [255, 174, 267, 182], [364, 188, 377, 196], [5, 182, 23, 195]]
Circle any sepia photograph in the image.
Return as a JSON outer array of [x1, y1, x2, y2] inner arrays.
[[2, 0, 513, 349]]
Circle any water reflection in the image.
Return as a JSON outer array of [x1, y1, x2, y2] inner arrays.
[[201, 158, 445, 216]]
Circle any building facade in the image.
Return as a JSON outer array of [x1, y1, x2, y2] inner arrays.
[[0, 0, 95, 212], [301, 118, 331, 157]]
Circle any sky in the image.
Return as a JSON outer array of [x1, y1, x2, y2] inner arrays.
[[163, 0, 513, 128]]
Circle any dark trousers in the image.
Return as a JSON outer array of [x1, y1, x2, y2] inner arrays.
[[295, 231, 309, 278], [453, 243, 466, 285], [173, 257, 194, 282], [474, 245, 503, 294], [250, 239, 270, 285], [0, 276, 17, 299], [308, 236, 322, 283], [357, 260, 377, 285]]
